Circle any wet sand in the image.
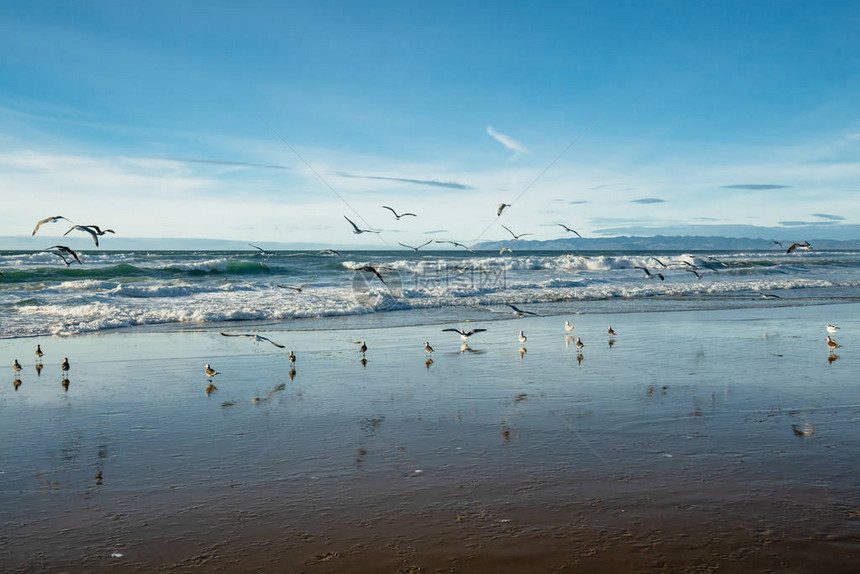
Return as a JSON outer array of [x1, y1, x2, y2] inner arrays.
[[1, 304, 858, 572]]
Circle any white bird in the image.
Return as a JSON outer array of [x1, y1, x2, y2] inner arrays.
[[564, 321, 575, 333], [501, 224, 532, 240], [382, 206, 417, 220], [499, 247, 513, 255], [219, 332, 286, 348], [289, 350, 296, 363], [278, 283, 309, 293], [634, 266, 665, 281], [442, 328, 487, 341], [63, 225, 103, 246], [344, 215, 380, 234], [32, 216, 71, 236], [249, 243, 274, 259], [318, 248, 342, 257], [518, 330, 527, 343], [556, 223, 582, 237], [205, 363, 219, 378], [826, 324, 839, 334], [787, 241, 811, 254], [398, 240, 433, 253], [424, 341, 434, 354], [434, 240, 475, 253], [497, 203, 510, 216]]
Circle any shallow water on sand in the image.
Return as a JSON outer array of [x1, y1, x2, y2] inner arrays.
[[1, 304, 858, 571]]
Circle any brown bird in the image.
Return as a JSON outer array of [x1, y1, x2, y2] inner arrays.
[[61, 357, 70, 373]]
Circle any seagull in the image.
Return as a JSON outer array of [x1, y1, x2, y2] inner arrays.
[[576, 337, 584, 351], [501, 224, 532, 241], [278, 283, 310, 293], [249, 243, 274, 259], [63, 225, 103, 246], [680, 260, 699, 270], [518, 330, 527, 343], [318, 248, 342, 257], [205, 363, 219, 379], [564, 320, 575, 333], [754, 291, 782, 299], [32, 216, 71, 236], [61, 357, 70, 373], [47, 245, 82, 265], [771, 240, 784, 248], [792, 423, 816, 437], [344, 215, 380, 234], [356, 265, 387, 285], [219, 332, 286, 348], [13, 359, 22, 374], [499, 247, 513, 255], [608, 326, 616, 337], [359, 341, 367, 355], [634, 266, 665, 281], [434, 240, 475, 253], [649, 256, 668, 269], [398, 240, 433, 253], [826, 324, 839, 334], [826, 335, 841, 352], [382, 206, 417, 220], [787, 241, 811, 254], [497, 203, 510, 216], [506, 303, 540, 317], [424, 341, 434, 354], [442, 328, 487, 341], [289, 350, 296, 364], [684, 268, 708, 280], [556, 224, 582, 237], [35, 345, 44, 362]]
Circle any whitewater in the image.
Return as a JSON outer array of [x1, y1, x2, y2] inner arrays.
[[1, 249, 859, 337]]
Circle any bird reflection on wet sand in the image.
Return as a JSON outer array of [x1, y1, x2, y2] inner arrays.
[[425, 358, 434, 369], [206, 382, 218, 396], [576, 353, 584, 365], [35, 363, 43, 376], [519, 347, 527, 359], [608, 338, 616, 348], [14, 377, 22, 391], [289, 367, 297, 381], [828, 353, 839, 364], [360, 357, 367, 368], [62, 378, 70, 391]]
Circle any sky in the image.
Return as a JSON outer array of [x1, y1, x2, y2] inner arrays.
[[2, 0, 860, 249]]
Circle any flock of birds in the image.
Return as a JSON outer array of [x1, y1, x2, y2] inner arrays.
[[10, 344, 70, 391]]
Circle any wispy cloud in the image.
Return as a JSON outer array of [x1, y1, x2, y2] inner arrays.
[[423, 229, 448, 234], [155, 157, 290, 170], [630, 197, 665, 204], [780, 220, 835, 227], [722, 184, 791, 190], [335, 172, 473, 190], [486, 126, 528, 157], [568, 200, 591, 205], [812, 213, 845, 221]]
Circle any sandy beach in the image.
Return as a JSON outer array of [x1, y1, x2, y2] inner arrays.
[[1, 302, 858, 572]]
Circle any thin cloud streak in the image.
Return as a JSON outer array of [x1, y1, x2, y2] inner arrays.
[[486, 126, 528, 156], [722, 184, 791, 190], [630, 198, 665, 204], [812, 213, 845, 221], [155, 156, 290, 170], [336, 172, 474, 190]]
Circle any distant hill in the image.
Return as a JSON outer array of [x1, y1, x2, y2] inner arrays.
[[473, 235, 860, 251]]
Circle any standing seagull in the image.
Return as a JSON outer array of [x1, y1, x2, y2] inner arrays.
[[424, 341, 435, 354], [288, 350, 296, 364], [608, 326, 617, 337], [359, 342, 368, 355], [13, 359, 22, 374], [497, 203, 511, 216], [61, 357, 70, 374], [564, 320, 575, 333], [204, 363, 219, 379], [576, 337, 585, 351], [32, 216, 71, 236], [826, 336, 841, 352], [382, 206, 417, 220], [344, 215, 380, 234], [501, 224, 533, 241], [634, 266, 665, 281], [518, 330, 527, 343], [826, 323, 839, 334], [35, 345, 44, 362], [556, 224, 582, 237]]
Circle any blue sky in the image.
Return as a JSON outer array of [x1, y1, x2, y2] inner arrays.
[[2, 1, 860, 248]]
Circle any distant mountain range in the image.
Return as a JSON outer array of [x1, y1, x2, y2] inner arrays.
[[473, 235, 860, 251]]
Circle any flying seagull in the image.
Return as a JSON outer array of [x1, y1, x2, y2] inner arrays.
[[64, 224, 114, 247], [318, 248, 342, 257], [497, 203, 511, 216], [501, 224, 532, 241], [442, 328, 487, 341], [787, 241, 811, 254], [32, 216, 71, 236], [398, 240, 433, 253], [344, 215, 380, 234], [219, 332, 286, 348], [249, 243, 274, 259], [648, 256, 668, 269], [46, 245, 81, 265], [753, 291, 782, 299], [356, 265, 387, 285], [771, 240, 784, 248], [633, 266, 664, 281], [506, 303, 540, 317], [382, 206, 417, 220], [499, 247, 513, 255], [278, 283, 310, 293], [684, 268, 708, 280], [556, 224, 582, 237], [434, 240, 475, 253]]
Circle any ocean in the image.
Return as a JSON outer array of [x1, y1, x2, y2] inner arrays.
[[2, 248, 859, 338]]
